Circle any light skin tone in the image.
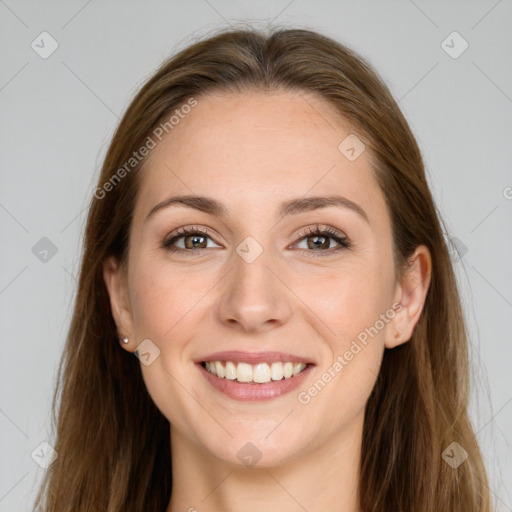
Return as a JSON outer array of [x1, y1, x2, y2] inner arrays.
[[103, 89, 431, 512]]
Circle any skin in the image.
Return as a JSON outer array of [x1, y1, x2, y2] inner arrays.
[[103, 89, 431, 512]]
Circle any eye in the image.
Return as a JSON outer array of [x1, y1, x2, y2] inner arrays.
[[291, 225, 351, 257], [162, 226, 220, 254], [162, 224, 351, 256]]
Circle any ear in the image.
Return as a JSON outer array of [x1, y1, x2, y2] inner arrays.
[[385, 244, 432, 349], [103, 256, 135, 351]]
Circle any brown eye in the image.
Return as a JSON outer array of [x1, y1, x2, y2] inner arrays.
[[162, 227, 220, 253], [293, 226, 351, 256], [305, 234, 333, 250], [182, 233, 208, 249]]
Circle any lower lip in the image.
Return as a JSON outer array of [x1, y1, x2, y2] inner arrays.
[[197, 362, 314, 401]]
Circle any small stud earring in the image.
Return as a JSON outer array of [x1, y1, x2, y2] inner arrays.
[[394, 330, 402, 340], [119, 336, 129, 345]]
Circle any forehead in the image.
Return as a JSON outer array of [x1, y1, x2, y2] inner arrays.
[[133, 89, 387, 226]]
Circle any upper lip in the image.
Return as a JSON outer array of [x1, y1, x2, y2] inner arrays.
[[196, 351, 315, 365]]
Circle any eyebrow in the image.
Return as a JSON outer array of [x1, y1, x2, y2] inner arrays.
[[145, 194, 370, 224]]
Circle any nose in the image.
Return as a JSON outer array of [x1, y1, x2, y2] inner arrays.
[[216, 245, 293, 333]]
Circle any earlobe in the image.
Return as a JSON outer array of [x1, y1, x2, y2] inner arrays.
[[102, 256, 134, 344], [385, 245, 432, 349]]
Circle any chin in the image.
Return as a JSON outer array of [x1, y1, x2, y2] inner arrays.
[[202, 426, 308, 469]]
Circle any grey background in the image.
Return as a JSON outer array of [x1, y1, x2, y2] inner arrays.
[[0, 1, 511, 510]]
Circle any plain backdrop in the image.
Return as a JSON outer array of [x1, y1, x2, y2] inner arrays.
[[0, 1, 511, 510]]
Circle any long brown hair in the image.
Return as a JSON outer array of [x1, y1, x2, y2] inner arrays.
[[33, 26, 491, 511]]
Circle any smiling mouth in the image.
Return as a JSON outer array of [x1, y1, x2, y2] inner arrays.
[[201, 360, 308, 384]]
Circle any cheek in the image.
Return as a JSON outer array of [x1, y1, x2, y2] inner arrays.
[[128, 257, 183, 340], [128, 256, 218, 343], [294, 262, 390, 344], [294, 271, 388, 424], [290, 263, 391, 407]]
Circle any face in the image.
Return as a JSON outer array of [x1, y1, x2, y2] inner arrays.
[[104, 89, 428, 467]]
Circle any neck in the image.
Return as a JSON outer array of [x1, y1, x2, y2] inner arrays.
[[166, 415, 363, 512]]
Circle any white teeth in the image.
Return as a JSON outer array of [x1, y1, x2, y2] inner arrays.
[[203, 360, 307, 383], [270, 362, 284, 381], [236, 362, 253, 383], [215, 361, 225, 378], [225, 361, 237, 380], [293, 362, 304, 376], [253, 363, 271, 383]]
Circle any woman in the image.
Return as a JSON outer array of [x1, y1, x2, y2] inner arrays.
[[33, 26, 492, 511]]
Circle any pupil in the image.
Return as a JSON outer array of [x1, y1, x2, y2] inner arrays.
[[186, 235, 205, 249], [309, 235, 327, 249]]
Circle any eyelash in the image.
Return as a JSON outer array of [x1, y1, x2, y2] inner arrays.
[[161, 224, 351, 257]]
